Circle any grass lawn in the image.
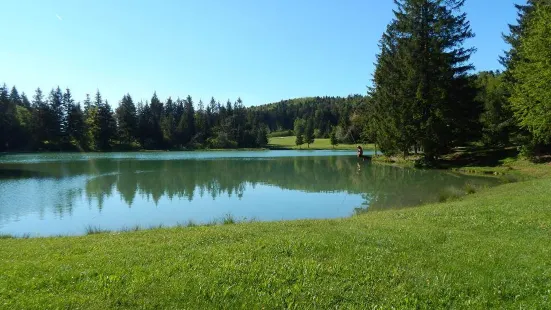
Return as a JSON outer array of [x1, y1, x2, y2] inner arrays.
[[1, 162, 551, 308], [268, 136, 374, 150]]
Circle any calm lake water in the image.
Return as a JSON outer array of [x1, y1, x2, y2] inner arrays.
[[0, 150, 501, 237]]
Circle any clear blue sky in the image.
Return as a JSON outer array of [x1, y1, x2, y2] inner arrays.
[[1, 0, 524, 107]]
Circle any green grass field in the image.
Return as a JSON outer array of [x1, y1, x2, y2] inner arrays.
[[1, 160, 551, 309], [268, 136, 374, 150]]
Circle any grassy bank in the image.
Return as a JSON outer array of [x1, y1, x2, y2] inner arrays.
[[268, 136, 374, 150], [373, 146, 551, 179], [2, 168, 551, 308]]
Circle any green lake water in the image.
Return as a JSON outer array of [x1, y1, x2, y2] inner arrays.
[[0, 150, 502, 237]]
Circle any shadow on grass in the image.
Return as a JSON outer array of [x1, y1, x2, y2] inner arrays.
[[266, 146, 293, 150], [439, 146, 519, 169], [531, 155, 551, 164]]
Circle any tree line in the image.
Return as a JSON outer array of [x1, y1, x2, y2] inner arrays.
[[0, 87, 275, 151], [358, 0, 551, 163], [0, 84, 366, 152]]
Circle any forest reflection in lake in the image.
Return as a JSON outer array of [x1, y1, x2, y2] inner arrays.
[[0, 151, 501, 236]]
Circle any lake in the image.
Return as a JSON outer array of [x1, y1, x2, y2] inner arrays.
[[0, 150, 501, 237]]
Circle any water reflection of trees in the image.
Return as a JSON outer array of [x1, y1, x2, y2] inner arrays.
[[0, 156, 500, 214]]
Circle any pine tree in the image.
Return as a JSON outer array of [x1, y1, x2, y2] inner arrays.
[[0, 84, 14, 150], [370, 0, 476, 161], [208, 97, 218, 127], [115, 94, 138, 145], [61, 88, 75, 144], [195, 99, 208, 143], [137, 101, 154, 148], [6, 85, 31, 149], [161, 97, 177, 146], [82, 94, 94, 149], [330, 128, 338, 148], [83, 94, 92, 117], [174, 98, 185, 134], [31, 88, 48, 147], [509, 2, 551, 151], [233, 97, 248, 147], [295, 134, 304, 149], [47, 87, 64, 146], [225, 99, 233, 116], [85, 91, 104, 150], [149, 92, 164, 147], [256, 126, 268, 147], [66, 103, 86, 148], [177, 95, 196, 146], [19, 92, 30, 109], [9, 86, 21, 106], [86, 90, 116, 150], [304, 118, 315, 148], [96, 100, 117, 150], [500, 1, 538, 74]]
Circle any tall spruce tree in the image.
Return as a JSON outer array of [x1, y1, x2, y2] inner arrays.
[[330, 128, 338, 148], [177, 95, 196, 146], [509, 2, 551, 152], [149, 92, 164, 147], [161, 97, 177, 146], [82, 94, 94, 149], [9, 86, 21, 106], [256, 125, 268, 147], [137, 101, 154, 148], [85, 91, 104, 150], [0, 84, 13, 150], [294, 118, 306, 149], [195, 99, 208, 143], [500, 1, 538, 75], [370, 0, 476, 161], [87, 90, 116, 150], [295, 134, 304, 148], [97, 99, 117, 150], [61, 88, 75, 144], [498, 1, 540, 148], [83, 94, 92, 117], [304, 118, 315, 148], [47, 87, 65, 146], [66, 102, 86, 148], [20, 92, 31, 109], [6, 85, 30, 149], [115, 94, 138, 145], [31, 88, 48, 147]]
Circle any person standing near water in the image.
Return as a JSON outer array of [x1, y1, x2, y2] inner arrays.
[[357, 145, 371, 162]]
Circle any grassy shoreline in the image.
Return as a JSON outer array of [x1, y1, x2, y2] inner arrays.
[[372, 146, 551, 179], [2, 175, 550, 308], [2, 148, 551, 308]]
